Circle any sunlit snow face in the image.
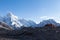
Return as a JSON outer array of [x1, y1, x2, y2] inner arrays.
[[40, 16, 60, 23], [6, 12, 23, 27]]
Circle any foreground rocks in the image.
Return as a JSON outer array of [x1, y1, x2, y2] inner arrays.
[[0, 26, 60, 40]]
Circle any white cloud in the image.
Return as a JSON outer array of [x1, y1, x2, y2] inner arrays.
[[40, 16, 54, 19]]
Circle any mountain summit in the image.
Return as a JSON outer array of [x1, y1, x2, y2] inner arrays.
[[0, 13, 36, 29], [38, 19, 60, 27], [3, 13, 22, 28]]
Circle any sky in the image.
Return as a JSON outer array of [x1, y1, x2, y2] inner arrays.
[[0, 0, 60, 23]]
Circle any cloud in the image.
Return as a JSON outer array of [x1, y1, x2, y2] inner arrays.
[[40, 16, 53, 19]]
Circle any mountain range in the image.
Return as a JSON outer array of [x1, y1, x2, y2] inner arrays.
[[0, 13, 60, 30], [0, 13, 60, 40]]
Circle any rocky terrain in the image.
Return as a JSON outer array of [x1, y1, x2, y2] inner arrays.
[[0, 24, 60, 40]]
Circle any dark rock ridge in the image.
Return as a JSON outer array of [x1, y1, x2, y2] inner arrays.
[[0, 21, 14, 30], [0, 23, 60, 40]]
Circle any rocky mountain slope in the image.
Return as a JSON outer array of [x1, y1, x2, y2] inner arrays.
[[0, 13, 60, 40], [0, 25, 60, 40], [0, 13, 37, 29]]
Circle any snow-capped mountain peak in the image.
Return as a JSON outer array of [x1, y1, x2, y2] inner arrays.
[[7, 12, 19, 20], [1, 13, 60, 30], [0, 13, 36, 29], [38, 19, 60, 27], [3, 13, 23, 28]]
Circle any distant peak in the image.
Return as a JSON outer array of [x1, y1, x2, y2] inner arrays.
[[48, 19, 54, 21], [6, 12, 19, 20], [46, 19, 56, 23], [7, 12, 13, 16]]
